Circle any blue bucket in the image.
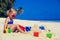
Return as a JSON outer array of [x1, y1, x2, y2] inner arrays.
[[25, 26, 31, 32], [39, 25, 45, 30]]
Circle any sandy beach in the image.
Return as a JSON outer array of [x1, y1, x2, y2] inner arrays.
[[0, 18, 60, 40]]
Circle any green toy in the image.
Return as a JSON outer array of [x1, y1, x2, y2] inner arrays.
[[5, 28, 8, 33], [46, 30, 52, 38], [8, 28, 12, 33], [46, 33, 52, 38]]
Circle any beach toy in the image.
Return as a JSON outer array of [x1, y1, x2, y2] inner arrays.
[[8, 28, 12, 33], [25, 26, 31, 32], [46, 32, 52, 38], [39, 25, 45, 30], [5, 28, 8, 33], [19, 25, 25, 32], [33, 32, 39, 37]]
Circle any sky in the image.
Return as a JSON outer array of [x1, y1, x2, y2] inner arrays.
[[14, 0, 60, 21]]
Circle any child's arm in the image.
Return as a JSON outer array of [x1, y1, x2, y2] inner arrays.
[[3, 18, 9, 33], [4, 18, 9, 30]]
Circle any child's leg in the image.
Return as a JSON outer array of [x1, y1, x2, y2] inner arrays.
[[10, 24, 25, 33], [10, 24, 17, 32], [16, 25, 25, 33]]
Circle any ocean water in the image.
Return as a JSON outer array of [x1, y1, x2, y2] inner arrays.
[[14, 0, 60, 21]]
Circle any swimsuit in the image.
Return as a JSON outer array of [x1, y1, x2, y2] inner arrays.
[[8, 19, 13, 24]]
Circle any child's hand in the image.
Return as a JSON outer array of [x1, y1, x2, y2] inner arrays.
[[3, 30, 6, 33]]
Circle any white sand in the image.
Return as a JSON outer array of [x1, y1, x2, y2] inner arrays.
[[0, 18, 60, 40]]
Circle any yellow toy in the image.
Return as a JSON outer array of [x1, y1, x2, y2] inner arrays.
[[5, 28, 8, 33]]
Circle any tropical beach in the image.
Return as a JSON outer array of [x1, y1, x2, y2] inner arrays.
[[0, 0, 60, 40]]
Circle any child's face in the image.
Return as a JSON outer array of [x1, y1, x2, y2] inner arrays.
[[8, 9, 17, 19]]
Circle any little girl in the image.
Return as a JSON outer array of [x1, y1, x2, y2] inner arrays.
[[4, 8, 25, 33]]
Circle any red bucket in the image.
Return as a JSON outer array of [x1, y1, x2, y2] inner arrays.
[[33, 32, 39, 37], [19, 25, 25, 32]]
